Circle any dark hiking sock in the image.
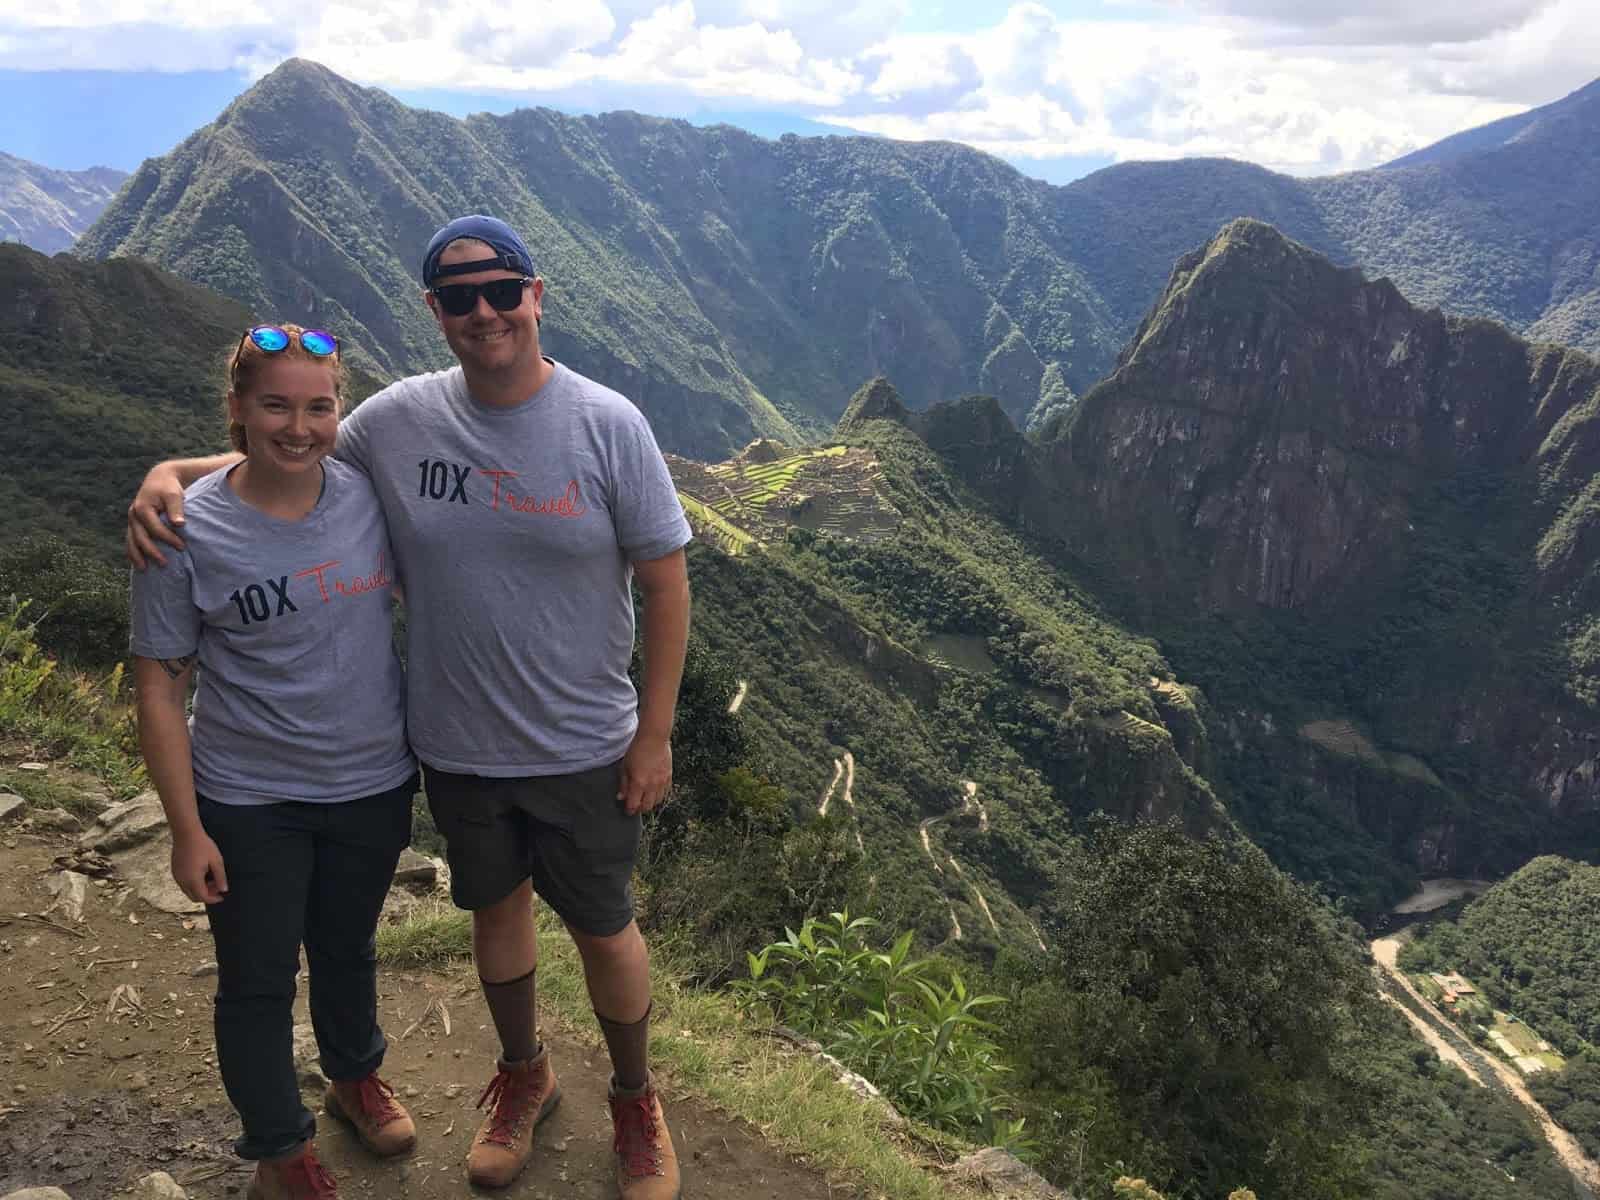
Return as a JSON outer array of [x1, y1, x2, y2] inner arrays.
[[480, 966, 539, 1064], [596, 1002, 652, 1092]]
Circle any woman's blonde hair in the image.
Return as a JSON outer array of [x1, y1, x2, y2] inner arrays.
[[224, 324, 346, 452]]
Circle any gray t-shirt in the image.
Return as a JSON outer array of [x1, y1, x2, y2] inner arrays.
[[337, 361, 691, 776], [130, 460, 415, 806]]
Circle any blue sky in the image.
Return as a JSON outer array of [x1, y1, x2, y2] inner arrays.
[[1, 2, 1594, 185]]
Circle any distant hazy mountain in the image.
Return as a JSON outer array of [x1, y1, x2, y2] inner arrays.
[[0, 153, 126, 254], [78, 60, 1600, 458]]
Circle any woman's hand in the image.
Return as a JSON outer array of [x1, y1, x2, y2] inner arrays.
[[171, 830, 229, 905]]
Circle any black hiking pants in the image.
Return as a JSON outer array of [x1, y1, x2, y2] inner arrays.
[[199, 777, 415, 1160]]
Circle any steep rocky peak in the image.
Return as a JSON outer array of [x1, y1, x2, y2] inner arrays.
[[836, 377, 911, 434], [913, 392, 1018, 445]]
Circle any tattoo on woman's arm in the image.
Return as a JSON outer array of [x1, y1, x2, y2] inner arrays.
[[158, 654, 197, 679]]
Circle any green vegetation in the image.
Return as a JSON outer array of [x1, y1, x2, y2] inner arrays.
[[373, 901, 473, 967], [1402, 857, 1600, 1057], [0, 600, 144, 802], [737, 912, 1021, 1148], [1531, 1053, 1600, 1161]]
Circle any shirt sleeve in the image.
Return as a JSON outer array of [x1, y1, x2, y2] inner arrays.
[[335, 387, 381, 476], [610, 406, 693, 562], [129, 553, 202, 661]]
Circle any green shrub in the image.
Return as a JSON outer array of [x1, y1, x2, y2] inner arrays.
[[736, 911, 1024, 1149]]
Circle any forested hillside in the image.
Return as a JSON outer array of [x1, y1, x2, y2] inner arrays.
[[0, 243, 381, 550], [77, 61, 1600, 459], [1404, 857, 1600, 1056]]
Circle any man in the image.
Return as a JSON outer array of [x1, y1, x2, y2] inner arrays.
[[128, 215, 691, 1200]]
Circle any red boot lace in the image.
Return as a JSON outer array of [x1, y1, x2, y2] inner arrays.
[[612, 1092, 664, 1178], [275, 1146, 340, 1198], [476, 1066, 541, 1147], [345, 1074, 404, 1127]]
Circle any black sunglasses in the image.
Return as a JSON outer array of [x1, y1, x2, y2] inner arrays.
[[430, 278, 531, 318]]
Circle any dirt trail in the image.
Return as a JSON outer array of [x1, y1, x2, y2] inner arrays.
[[0, 829, 857, 1200], [1372, 932, 1600, 1196], [816, 758, 844, 817], [916, 781, 1008, 943]]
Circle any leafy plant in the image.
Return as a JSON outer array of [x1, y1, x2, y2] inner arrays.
[[0, 598, 145, 799], [737, 911, 1022, 1146]]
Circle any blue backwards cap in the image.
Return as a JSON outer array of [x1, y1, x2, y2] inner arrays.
[[421, 215, 535, 285]]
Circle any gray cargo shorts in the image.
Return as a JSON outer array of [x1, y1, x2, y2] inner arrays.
[[421, 760, 640, 937]]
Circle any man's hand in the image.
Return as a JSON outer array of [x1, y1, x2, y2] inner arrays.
[[170, 830, 229, 905], [618, 732, 673, 815], [127, 463, 190, 569]]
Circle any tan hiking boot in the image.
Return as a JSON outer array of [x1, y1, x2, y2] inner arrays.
[[247, 1142, 340, 1199], [466, 1046, 562, 1188], [325, 1073, 417, 1157], [609, 1075, 681, 1200]]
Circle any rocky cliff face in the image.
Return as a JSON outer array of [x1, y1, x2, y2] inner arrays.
[[1045, 219, 1600, 619], [0, 154, 126, 255], [919, 220, 1600, 894]]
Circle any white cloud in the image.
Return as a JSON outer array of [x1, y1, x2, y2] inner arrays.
[[1161, 0, 1555, 46], [0, 0, 1595, 177]]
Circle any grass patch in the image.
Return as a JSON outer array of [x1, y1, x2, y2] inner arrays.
[[375, 901, 473, 967]]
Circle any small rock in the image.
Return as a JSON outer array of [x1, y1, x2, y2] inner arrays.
[[392, 848, 438, 890], [127, 1070, 150, 1091], [110, 837, 203, 916], [81, 795, 166, 853], [443, 1083, 464, 1099], [293, 1023, 328, 1090], [26, 806, 79, 833], [191, 961, 219, 978], [1, 1187, 74, 1200], [17, 761, 49, 771], [45, 871, 88, 923], [131, 1170, 189, 1199], [403, 1084, 420, 1098], [952, 1148, 1068, 1199], [0, 792, 24, 823]]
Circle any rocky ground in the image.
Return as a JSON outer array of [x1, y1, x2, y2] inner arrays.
[[0, 781, 858, 1200]]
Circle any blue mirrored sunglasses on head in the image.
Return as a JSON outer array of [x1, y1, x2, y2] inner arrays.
[[239, 325, 339, 357]]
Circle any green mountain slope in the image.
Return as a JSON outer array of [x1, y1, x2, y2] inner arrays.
[[79, 60, 1600, 461], [74, 59, 1125, 456], [930, 218, 1600, 909], [0, 242, 251, 545], [0, 153, 126, 255], [0, 242, 386, 551]]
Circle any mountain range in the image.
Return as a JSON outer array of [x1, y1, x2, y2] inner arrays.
[[0, 152, 125, 255], [68, 60, 1600, 460], [8, 56, 1600, 1185]]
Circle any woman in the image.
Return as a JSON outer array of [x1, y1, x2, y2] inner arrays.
[[132, 325, 417, 1200]]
